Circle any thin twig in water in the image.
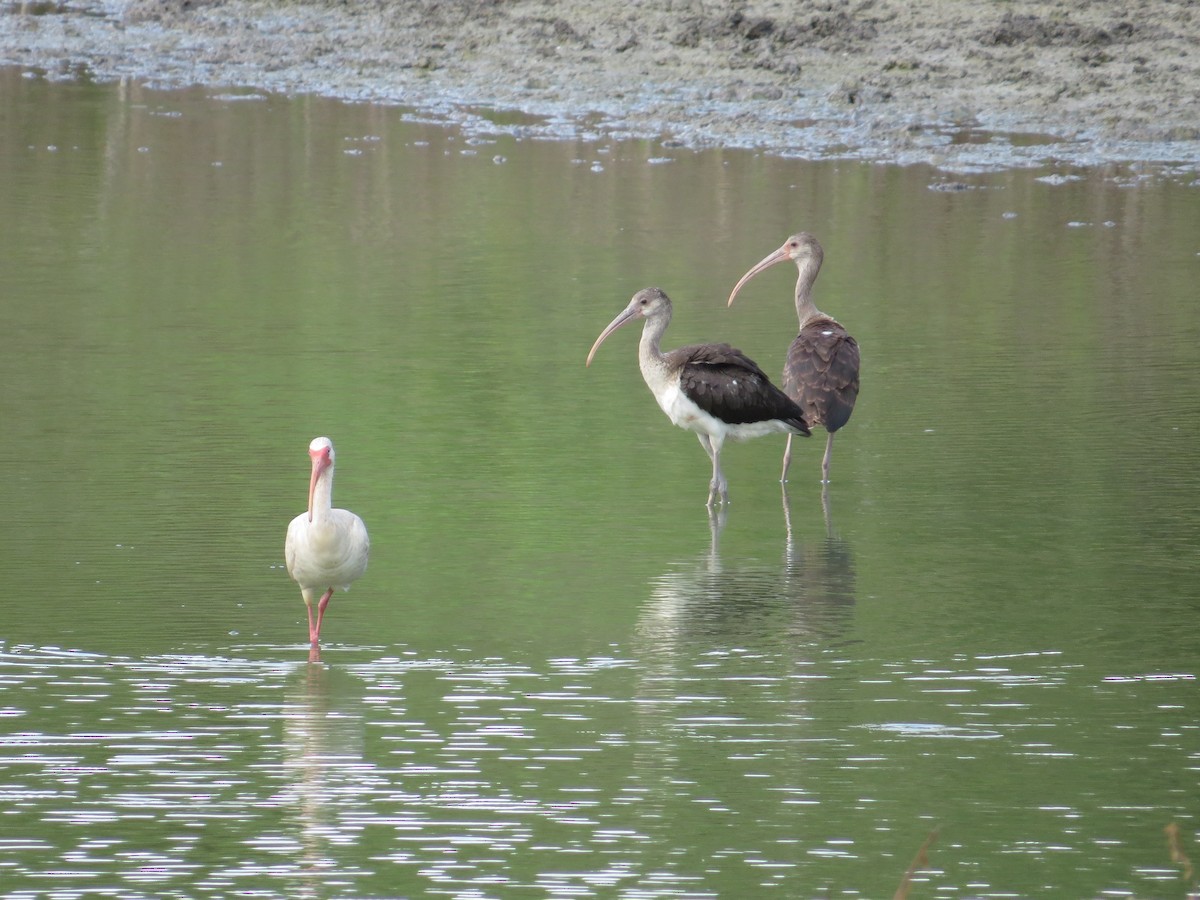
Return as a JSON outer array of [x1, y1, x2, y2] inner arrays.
[[893, 828, 939, 900], [1166, 822, 1195, 888]]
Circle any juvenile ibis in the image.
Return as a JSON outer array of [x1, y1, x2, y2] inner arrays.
[[586, 287, 810, 507], [284, 436, 370, 645], [728, 232, 860, 483]]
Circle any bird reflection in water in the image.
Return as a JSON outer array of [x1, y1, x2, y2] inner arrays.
[[781, 484, 856, 630], [628, 497, 856, 839], [278, 661, 370, 898], [637, 494, 855, 657]]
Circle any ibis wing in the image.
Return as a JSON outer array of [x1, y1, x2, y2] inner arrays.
[[676, 343, 809, 431], [783, 320, 860, 432]]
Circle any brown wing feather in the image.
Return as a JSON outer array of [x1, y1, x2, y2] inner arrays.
[[782, 319, 860, 432], [672, 343, 810, 432]]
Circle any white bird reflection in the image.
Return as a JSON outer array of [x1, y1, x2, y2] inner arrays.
[[276, 662, 373, 898]]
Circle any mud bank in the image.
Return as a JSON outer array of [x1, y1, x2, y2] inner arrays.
[[3, 0, 1199, 172]]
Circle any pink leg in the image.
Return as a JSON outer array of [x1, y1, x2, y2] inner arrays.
[[305, 601, 318, 644], [311, 588, 334, 644]]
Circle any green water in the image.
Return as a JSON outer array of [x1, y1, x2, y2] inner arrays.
[[1, 69, 1198, 898]]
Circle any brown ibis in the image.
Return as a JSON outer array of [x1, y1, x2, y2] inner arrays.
[[586, 287, 810, 507], [728, 232, 860, 483], [284, 436, 370, 646]]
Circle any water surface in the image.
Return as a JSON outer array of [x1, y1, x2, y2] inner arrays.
[[1, 68, 1199, 898]]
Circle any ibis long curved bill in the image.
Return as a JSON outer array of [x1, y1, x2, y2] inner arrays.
[[727, 241, 794, 307], [586, 299, 645, 367], [306, 441, 332, 522]]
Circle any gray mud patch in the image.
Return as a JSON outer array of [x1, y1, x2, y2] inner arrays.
[[3, 0, 1199, 173]]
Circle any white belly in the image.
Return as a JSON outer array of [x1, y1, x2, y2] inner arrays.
[[653, 383, 793, 443], [285, 511, 370, 593], [655, 382, 720, 433]]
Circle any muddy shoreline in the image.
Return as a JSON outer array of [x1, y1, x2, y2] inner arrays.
[[4, 0, 1199, 172]]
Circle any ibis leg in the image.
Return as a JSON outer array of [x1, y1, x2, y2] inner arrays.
[[304, 597, 318, 645], [710, 451, 729, 507], [697, 434, 729, 507], [697, 435, 716, 506], [821, 432, 834, 484], [311, 587, 334, 644]]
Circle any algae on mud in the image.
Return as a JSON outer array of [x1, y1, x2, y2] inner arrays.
[[2, 0, 1199, 171]]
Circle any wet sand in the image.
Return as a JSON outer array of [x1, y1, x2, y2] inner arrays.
[[4, 0, 1199, 171]]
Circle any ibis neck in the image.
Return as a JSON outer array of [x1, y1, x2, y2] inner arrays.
[[794, 258, 824, 327], [637, 313, 671, 382], [310, 472, 334, 525]]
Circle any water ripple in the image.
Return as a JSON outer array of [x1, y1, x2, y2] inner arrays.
[[0, 640, 1194, 897]]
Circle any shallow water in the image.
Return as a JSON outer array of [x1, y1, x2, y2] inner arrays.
[[1, 68, 1199, 898]]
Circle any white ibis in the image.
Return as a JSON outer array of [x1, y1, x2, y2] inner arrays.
[[728, 232, 860, 483], [284, 436, 370, 646], [586, 287, 810, 507]]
